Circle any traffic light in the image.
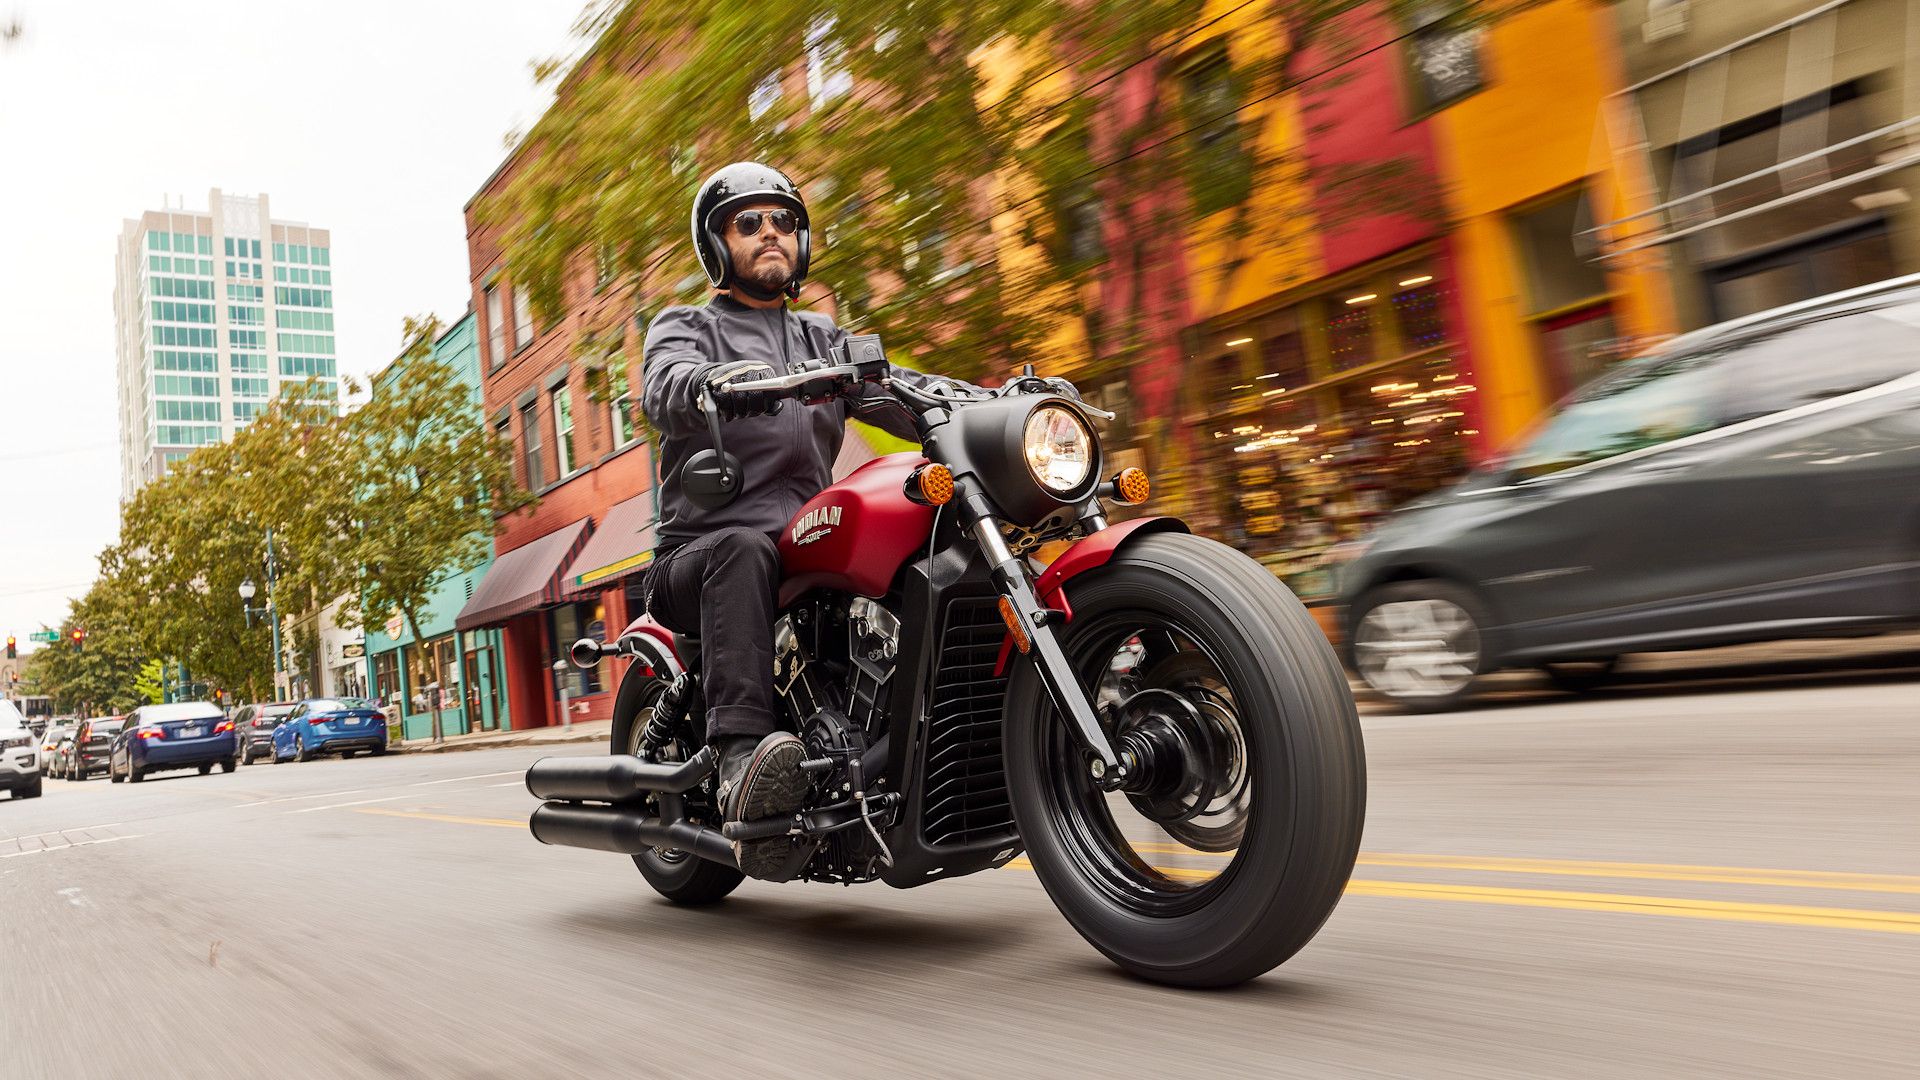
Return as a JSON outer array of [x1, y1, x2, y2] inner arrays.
[[5, 635, 14, 659], [70, 627, 85, 650]]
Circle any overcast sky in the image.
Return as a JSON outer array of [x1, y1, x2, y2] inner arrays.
[[0, 0, 587, 653]]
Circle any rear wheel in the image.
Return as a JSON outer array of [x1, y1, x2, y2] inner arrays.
[[220, 759, 236, 774], [617, 676, 743, 906], [1350, 579, 1488, 712], [198, 763, 213, 776], [128, 763, 145, 783], [73, 765, 88, 783], [295, 735, 313, 763], [1005, 533, 1366, 988]]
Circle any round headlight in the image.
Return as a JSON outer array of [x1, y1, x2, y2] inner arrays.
[[1023, 405, 1094, 494]]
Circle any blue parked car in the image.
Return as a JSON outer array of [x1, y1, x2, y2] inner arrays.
[[110, 702, 237, 783], [273, 698, 389, 763]]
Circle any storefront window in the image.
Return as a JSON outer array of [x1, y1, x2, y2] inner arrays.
[[371, 651, 400, 708], [1189, 260, 1476, 602], [403, 636, 459, 715], [549, 599, 608, 698]]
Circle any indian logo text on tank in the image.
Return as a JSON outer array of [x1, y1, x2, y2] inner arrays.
[[791, 504, 844, 546]]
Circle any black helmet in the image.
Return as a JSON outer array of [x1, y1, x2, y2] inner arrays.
[[691, 162, 812, 299]]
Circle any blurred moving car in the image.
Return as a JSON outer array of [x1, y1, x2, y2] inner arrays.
[[1, 700, 42, 800], [272, 698, 388, 763], [68, 716, 124, 781], [40, 722, 75, 776], [109, 702, 237, 783], [232, 702, 297, 766], [1338, 277, 1920, 710]]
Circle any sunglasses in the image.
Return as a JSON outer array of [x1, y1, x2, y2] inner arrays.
[[729, 208, 798, 238]]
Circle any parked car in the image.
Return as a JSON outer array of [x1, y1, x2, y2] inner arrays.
[[1, 700, 42, 800], [40, 723, 76, 776], [1337, 276, 1920, 711], [68, 716, 125, 781], [272, 697, 389, 763], [232, 702, 298, 766], [109, 702, 237, 783]]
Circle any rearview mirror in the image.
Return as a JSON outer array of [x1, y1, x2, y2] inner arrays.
[[680, 448, 745, 510]]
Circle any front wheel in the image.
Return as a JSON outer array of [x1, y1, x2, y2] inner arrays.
[[1006, 533, 1366, 988]]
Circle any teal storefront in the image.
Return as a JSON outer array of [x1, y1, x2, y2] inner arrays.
[[360, 312, 510, 740]]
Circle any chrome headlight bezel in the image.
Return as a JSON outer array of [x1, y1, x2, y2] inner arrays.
[[938, 393, 1106, 528], [1022, 404, 1096, 496]]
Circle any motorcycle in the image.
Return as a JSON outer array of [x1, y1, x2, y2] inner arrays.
[[525, 333, 1366, 988]]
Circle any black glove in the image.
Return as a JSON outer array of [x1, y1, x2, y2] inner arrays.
[[695, 360, 783, 421]]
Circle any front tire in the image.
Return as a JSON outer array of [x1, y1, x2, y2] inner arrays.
[[1005, 533, 1366, 987]]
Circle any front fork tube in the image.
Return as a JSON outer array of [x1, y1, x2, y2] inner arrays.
[[961, 492, 1129, 791]]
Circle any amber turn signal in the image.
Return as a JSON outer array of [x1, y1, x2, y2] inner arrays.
[[916, 463, 954, 506], [997, 596, 1032, 654], [1110, 467, 1150, 505]]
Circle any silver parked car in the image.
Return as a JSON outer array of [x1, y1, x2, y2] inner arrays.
[[1338, 277, 1920, 710]]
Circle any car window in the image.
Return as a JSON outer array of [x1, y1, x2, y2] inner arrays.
[[1719, 303, 1920, 423], [306, 698, 368, 713], [1506, 347, 1728, 480]]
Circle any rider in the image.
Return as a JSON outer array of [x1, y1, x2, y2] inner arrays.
[[639, 162, 963, 879]]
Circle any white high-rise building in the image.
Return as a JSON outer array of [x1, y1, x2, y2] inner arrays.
[[114, 188, 339, 499]]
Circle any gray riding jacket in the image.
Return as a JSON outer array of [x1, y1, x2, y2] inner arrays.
[[641, 295, 945, 548]]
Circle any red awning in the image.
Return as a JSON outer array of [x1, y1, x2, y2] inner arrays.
[[453, 518, 593, 632], [560, 493, 659, 599]]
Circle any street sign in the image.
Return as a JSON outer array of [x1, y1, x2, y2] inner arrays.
[[28, 630, 59, 644]]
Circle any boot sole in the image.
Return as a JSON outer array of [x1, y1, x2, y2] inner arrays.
[[733, 737, 810, 880]]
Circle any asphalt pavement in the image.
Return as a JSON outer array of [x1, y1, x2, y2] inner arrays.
[[2, 652, 1915, 1079]]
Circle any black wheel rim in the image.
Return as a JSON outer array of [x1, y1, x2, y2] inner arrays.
[[1039, 611, 1265, 918]]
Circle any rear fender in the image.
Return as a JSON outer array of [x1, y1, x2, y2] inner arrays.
[[615, 614, 684, 680], [994, 517, 1190, 675]]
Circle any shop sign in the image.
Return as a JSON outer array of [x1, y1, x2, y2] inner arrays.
[[342, 643, 366, 659]]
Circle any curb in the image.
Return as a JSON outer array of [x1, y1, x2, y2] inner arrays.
[[397, 728, 609, 755]]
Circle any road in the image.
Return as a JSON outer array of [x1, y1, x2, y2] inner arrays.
[[2, 663, 1916, 1079]]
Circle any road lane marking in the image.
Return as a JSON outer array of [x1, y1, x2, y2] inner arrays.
[[0, 835, 143, 859], [1119, 844, 1920, 895], [233, 789, 368, 808], [354, 808, 525, 829], [288, 795, 413, 814], [1342, 880, 1920, 935], [1006, 858, 1920, 935], [410, 771, 524, 787]]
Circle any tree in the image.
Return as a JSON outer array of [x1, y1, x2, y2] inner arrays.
[[133, 659, 167, 706], [348, 315, 534, 679]]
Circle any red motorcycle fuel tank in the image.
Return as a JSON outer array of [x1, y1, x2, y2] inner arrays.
[[779, 453, 935, 606]]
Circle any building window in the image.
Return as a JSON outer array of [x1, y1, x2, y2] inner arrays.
[[552, 384, 576, 476], [1179, 51, 1253, 216], [1406, 4, 1485, 113], [805, 17, 852, 107], [403, 637, 458, 715], [371, 650, 401, 709], [520, 399, 544, 488], [607, 355, 638, 448], [512, 284, 534, 350], [548, 599, 607, 698], [1513, 192, 1616, 396], [485, 283, 506, 369], [749, 70, 784, 122]]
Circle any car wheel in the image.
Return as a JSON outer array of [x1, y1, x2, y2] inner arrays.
[[220, 758, 236, 774], [1352, 579, 1489, 713], [74, 765, 89, 783], [198, 763, 213, 776], [21, 778, 42, 799], [128, 763, 145, 783], [108, 764, 121, 784], [342, 750, 356, 760], [295, 735, 313, 763], [1540, 657, 1620, 694]]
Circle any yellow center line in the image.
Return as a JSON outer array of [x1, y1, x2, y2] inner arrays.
[[1119, 844, 1920, 895], [1005, 859, 1920, 935], [354, 808, 525, 829]]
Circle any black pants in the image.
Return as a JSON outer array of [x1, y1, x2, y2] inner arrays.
[[643, 527, 781, 744]]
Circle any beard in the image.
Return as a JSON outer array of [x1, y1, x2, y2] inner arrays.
[[734, 246, 792, 292]]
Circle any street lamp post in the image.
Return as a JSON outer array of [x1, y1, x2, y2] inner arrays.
[[238, 527, 284, 701]]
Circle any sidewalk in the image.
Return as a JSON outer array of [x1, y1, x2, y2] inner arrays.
[[397, 718, 612, 754]]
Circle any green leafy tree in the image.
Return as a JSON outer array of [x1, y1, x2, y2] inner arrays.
[[349, 315, 535, 667], [133, 659, 167, 706]]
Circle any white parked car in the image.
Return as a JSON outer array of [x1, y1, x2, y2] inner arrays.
[[1, 699, 44, 800]]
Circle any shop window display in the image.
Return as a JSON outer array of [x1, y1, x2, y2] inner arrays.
[[1189, 263, 1475, 602]]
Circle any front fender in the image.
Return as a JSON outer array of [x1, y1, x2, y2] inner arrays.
[[995, 516, 1190, 675]]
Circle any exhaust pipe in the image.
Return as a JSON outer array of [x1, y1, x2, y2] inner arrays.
[[529, 802, 737, 866], [524, 747, 714, 803]]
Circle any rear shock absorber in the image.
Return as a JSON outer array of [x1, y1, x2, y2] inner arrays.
[[641, 673, 698, 756]]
